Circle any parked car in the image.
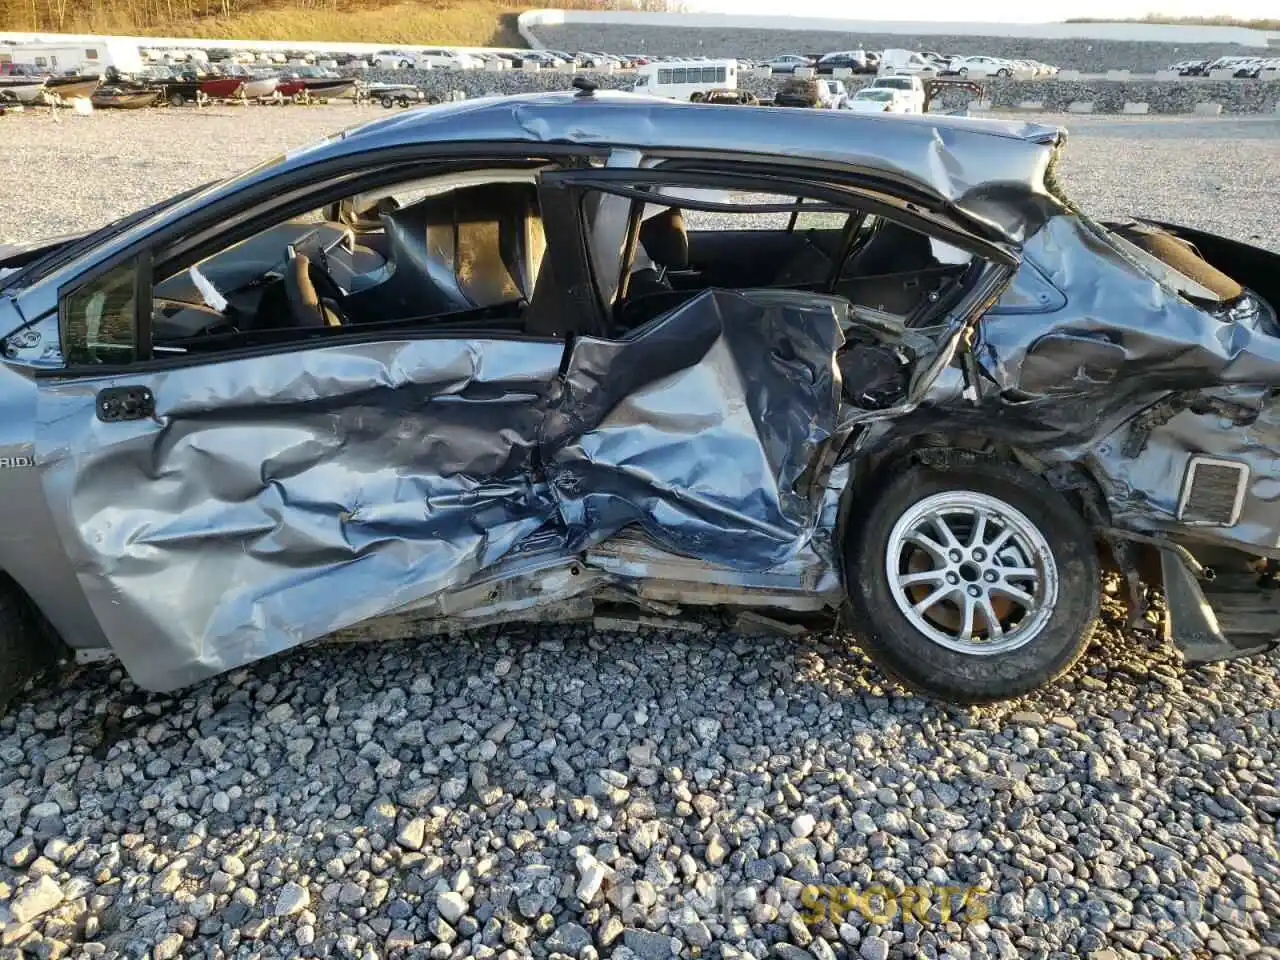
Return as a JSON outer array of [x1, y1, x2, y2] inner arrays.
[[415, 49, 483, 70], [815, 50, 872, 74], [576, 52, 616, 69], [1, 92, 1278, 708], [1169, 59, 1211, 76], [515, 51, 564, 69], [1233, 58, 1265, 78], [761, 54, 813, 74], [866, 74, 926, 112], [950, 55, 1014, 78], [844, 87, 912, 112], [699, 88, 758, 105], [372, 49, 415, 70]]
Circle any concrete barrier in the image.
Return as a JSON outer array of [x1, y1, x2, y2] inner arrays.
[[1067, 100, 1094, 113], [1208, 68, 1236, 80], [1122, 101, 1150, 114], [966, 99, 992, 113], [1154, 70, 1180, 81], [521, 61, 541, 72], [1057, 69, 1081, 81], [794, 67, 815, 79], [754, 66, 772, 78], [1193, 101, 1223, 115], [1016, 100, 1044, 110], [483, 58, 506, 72], [832, 67, 852, 78], [1105, 69, 1131, 80]]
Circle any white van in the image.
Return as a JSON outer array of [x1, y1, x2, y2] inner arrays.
[[632, 59, 737, 101], [878, 49, 939, 77], [10, 39, 143, 76]]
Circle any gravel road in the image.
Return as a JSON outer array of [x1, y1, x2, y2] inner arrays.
[[1, 104, 1279, 960]]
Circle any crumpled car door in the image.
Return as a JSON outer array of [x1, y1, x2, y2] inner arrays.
[[35, 336, 565, 691]]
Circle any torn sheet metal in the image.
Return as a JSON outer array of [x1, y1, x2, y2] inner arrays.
[[38, 289, 848, 691], [860, 212, 1280, 558], [544, 288, 848, 569], [37, 338, 563, 690]]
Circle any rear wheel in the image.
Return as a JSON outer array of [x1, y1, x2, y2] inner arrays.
[[168, 91, 186, 107], [997, 68, 1011, 77], [690, 91, 705, 102], [397, 96, 411, 107], [380, 95, 395, 108], [845, 459, 1100, 703]]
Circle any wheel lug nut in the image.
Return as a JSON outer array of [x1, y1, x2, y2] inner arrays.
[[949, 550, 963, 562], [984, 571, 998, 583], [972, 548, 985, 561], [946, 572, 959, 585], [967, 585, 981, 597]]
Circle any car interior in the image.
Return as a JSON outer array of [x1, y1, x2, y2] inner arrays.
[[580, 185, 981, 412], [149, 169, 552, 353], [135, 170, 978, 381], [594, 187, 977, 335]]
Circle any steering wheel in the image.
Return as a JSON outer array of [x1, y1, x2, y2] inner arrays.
[[284, 252, 350, 327]]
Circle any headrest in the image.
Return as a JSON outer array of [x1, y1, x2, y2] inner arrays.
[[638, 207, 689, 271]]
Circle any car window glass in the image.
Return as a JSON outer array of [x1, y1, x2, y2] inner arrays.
[[62, 259, 138, 366], [143, 170, 554, 358]]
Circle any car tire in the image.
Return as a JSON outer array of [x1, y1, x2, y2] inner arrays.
[[380, 95, 394, 108], [168, 91, 186, 107], [0, 579, 63, 716], [844, 458, 1100, 704], [398, 60, 410, 70], [397, 96, 411, 107], [689, 91, 705, 102], [957, 67, 969, 76], [997, 68, 1010, 77]]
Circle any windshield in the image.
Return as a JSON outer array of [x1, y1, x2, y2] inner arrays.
[[857, 90, 894, 100]]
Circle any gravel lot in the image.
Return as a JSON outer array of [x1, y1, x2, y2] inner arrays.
[[2, 105, 1279, 960]]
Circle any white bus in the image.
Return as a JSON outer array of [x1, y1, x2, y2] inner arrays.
[[632, 58, 738, 101]]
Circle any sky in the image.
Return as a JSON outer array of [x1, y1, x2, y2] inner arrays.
[[681, 0, 1277, 23]]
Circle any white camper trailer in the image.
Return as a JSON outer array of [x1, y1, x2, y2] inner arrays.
[[10, 39, 144, 76]]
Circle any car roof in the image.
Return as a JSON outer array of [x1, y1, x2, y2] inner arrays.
[[321, 91, 1059, 236], [23, 91, 1064, 291]]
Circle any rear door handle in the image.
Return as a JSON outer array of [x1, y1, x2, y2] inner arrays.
[[96, 386, 155, 423]]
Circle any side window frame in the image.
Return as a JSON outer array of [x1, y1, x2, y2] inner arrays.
[[40, 148, 609, 378], [57, 247, 153, 368], [541, 163, 1018, 338]]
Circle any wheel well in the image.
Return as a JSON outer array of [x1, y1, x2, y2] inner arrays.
[[838, 432, 1147, 593], [840, 432, 1110, 538]]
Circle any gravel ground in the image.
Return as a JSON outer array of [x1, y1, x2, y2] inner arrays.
[[2, 105, 1280, 960]]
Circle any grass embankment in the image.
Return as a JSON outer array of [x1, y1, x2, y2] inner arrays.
[[2, 0, 615, 47]]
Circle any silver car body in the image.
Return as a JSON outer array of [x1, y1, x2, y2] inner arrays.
[[0, 91, 1277, 691]]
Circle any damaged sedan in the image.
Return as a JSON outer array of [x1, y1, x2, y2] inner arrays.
[[1, 90, 1278, 706]]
